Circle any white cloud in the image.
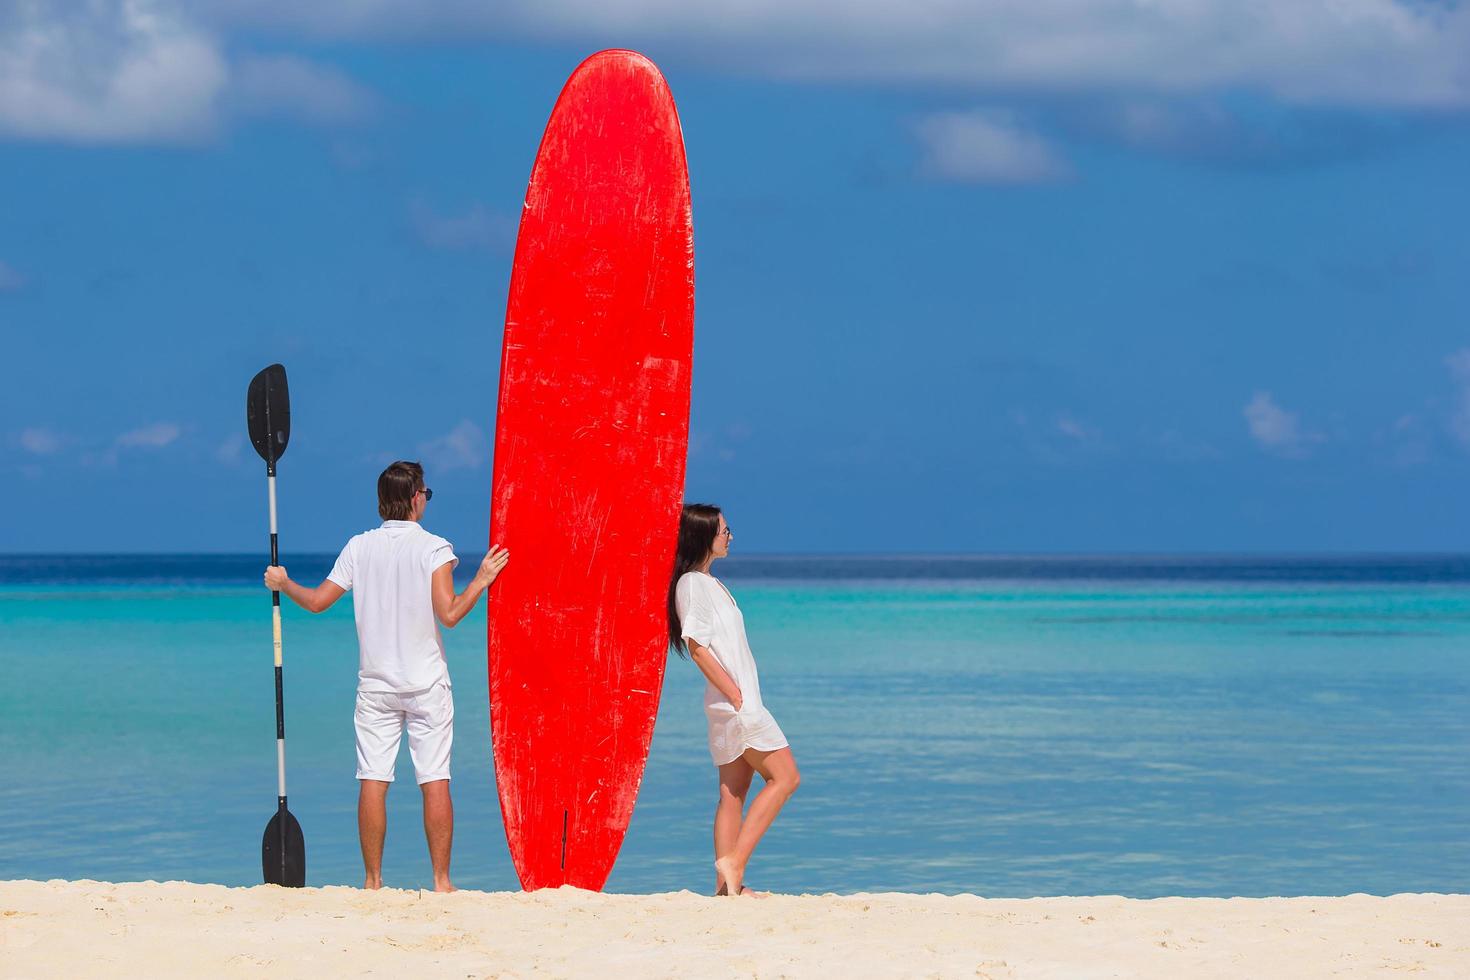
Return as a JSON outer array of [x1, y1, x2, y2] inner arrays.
[[915, 110, 1070, 184], [0, 2, 379, 145], [1055, 414, 1094, 442], [25, 420, 183, 467], [1007, 407, 1108, 463], [0, 0, 226, 143], [410, 199, 517, 252], [20, 427, 62, 454], [1243, 391, 1319, 457], [230, 54, 377, 125], [1383, 411, 1430, 466], [7, 0, 1466, 162], [1077, 100, 1274, 164], [116, 421, 181, 449], [0, 260, 25, 291], [417, 419, 488, 472], [215, 433, 245, 465], [197, 1, 1470, 110]]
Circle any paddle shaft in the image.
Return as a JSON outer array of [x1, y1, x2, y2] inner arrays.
[[270, 466, 285, 789], [267, 434, 288, 881]]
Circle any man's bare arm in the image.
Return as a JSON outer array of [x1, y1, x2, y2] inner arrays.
[[264, 565, 345, 613], [433, 545, 510, 628]]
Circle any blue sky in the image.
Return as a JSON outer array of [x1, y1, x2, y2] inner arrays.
[[2, 2, 1469, 554]]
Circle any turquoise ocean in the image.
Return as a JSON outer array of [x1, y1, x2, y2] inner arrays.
[[1, 555, 1466, 897]]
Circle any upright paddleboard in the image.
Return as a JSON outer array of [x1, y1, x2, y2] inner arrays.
[[488, 50, 695, 891]]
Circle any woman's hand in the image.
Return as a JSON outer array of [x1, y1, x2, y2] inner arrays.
[[475, 545, 510, 587], [688, 639, 744, 713]]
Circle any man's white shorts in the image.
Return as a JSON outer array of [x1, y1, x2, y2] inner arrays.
[[354, 682, 453, 784]]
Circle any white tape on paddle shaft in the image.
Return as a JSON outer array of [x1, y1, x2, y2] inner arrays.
[[273, 605, 282, 667], [277, 739, 286, 796], [267, 474, 278, 534]]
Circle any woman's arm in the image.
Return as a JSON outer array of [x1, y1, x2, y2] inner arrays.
[[687, 638, 743, 709], [264, 566, 345, 613], [433, 546, 509, 628]]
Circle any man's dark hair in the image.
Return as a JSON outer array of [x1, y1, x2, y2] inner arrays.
[[378, 461, 425, 521]]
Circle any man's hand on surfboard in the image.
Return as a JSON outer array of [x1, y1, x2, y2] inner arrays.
[[475, 546, 510, 588]]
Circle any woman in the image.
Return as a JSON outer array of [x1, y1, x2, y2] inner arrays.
[[668, 503, 800, 897]]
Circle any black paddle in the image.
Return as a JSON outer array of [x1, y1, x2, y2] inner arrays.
[[247, 363, 306, 887]]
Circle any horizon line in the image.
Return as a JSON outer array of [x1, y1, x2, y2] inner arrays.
[[4, 550, 1470, 560]]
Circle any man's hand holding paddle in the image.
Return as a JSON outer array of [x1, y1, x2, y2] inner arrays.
[[263, 564, 346, 615]]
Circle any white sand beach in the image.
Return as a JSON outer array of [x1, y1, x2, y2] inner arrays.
[[0, 880, 1465, 978]]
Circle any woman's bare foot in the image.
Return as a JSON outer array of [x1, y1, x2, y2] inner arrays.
[[736, 885, 769, 899], [714, 856, 743, 897], [364, 876, 383, 890], [433, 878, 457, 894]]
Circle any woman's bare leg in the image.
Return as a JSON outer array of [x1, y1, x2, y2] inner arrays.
[[714, 746, 800, 897], [713, 758, 754, 894]]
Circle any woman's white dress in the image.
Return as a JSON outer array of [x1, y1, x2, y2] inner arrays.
[[675, 571, 789, 766]]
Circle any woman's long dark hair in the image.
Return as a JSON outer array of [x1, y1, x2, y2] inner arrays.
[[667, 503, 722, 658]]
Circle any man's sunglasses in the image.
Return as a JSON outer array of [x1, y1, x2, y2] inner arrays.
[[419, 487, 434, 502]]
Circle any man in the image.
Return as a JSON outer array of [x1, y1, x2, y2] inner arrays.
[[264, 460, 508, 892]]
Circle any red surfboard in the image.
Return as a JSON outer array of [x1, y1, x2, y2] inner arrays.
[[487, 50, 694, 891]]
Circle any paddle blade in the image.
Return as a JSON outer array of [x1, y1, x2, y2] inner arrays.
[[246, 364, 291, 466], [261, 807, 306, 887]]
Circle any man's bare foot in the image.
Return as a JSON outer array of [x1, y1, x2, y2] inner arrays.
[[714, 856, 743, 897], [364, 876, 383, 890], [433, 881, 457, 893]]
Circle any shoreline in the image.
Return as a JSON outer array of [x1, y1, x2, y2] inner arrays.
[[3, 880, 1466, 977]]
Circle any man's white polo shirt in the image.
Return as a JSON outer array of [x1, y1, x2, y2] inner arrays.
[[327, 520, 458, 694]]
